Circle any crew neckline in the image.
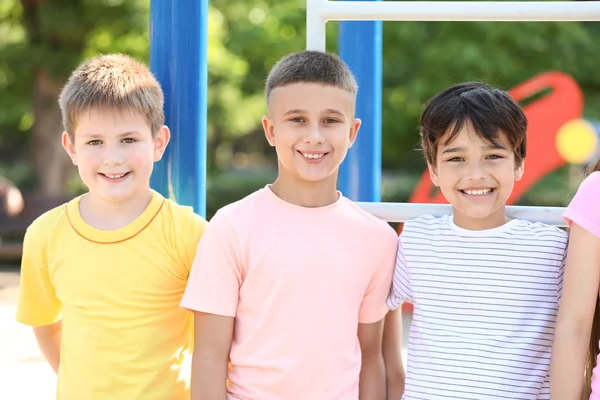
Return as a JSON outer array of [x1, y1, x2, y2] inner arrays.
[[264, 184, 343, 211], [446, 214, 520, 237], [65, 190, 165, 244]]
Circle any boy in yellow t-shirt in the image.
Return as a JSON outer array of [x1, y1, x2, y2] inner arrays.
[[16, 54, 207, 400]]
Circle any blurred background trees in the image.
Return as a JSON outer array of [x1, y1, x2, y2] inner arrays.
[[1, 0, 599, 217]]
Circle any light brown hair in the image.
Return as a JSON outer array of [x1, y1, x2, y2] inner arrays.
[[265, 50, 357, 103], [58, 54, 164, 139]]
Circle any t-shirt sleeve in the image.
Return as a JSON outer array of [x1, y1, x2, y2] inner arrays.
[[179, 211, 209, 277], [180, 211, 242, 317], [563, 171, 600, 239], [16, 224, 61, 326], [358, 228, 398, 324], [386, 235, 413, 310]]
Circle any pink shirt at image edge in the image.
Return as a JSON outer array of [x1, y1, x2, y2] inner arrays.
[[563, 171, 600, 400]]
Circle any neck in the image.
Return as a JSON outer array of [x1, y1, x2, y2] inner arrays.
[[452, 205, 509, 231], [270, 173, 339, 208], [79, 188, 153, 230]]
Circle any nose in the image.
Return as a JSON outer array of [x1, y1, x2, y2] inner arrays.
[[103, 146, 125, 166], [466, 160, 486, 180], [303, 123, 325, 145]]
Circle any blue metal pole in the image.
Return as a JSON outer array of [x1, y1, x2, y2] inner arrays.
[[149, 0, 171, 199], [337, 0, 382, 202], [149, 0, 208, 217]]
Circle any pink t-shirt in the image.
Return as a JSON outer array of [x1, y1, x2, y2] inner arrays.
[[181, 186, 397, 400], [563, 171, 600, 239], [563, 171, 600, 400]]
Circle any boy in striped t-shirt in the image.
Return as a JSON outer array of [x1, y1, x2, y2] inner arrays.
[[385, 82, 567, 399]]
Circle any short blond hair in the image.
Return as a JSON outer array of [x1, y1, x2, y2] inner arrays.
[[59, 54, 164, 138]]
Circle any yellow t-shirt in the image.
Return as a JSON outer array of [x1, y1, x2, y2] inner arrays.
[[16, 190, 207, 400]]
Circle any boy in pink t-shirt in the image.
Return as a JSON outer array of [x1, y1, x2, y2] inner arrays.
[[551, 162, 600, 399], [180, 51, 398, 400]]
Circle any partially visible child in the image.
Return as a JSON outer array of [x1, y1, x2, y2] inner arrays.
[[551, 159, 600, 400], [16, 54, 207, 399], [385, 82, 568, 399], [180, 50, 398, 400]]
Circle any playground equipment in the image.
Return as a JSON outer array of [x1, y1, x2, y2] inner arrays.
[[148, 0, 600, 226]]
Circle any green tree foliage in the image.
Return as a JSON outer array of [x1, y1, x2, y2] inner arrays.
[[1, 0, 599, 197], [383, 20, 600, 170], [0, 0, 150, 195]]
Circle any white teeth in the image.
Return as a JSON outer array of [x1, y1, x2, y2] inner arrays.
[[104, 173, 127, 179], [303, 153, 325, 159], [463, 188, 492, 196]]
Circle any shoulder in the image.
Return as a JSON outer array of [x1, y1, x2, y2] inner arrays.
[[25, 199, 73, 243], [578, 171, 600, 196], [507, 219, 568, 250], [210, 188, 268, 226], [402, 214, 452, 236], [340, 198, 397, 242], [510, 219, 567, 240], [161, 197, 208, 229], [567, 171, 600, 211]]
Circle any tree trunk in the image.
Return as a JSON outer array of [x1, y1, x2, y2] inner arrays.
[[31, 69, 75, 196]]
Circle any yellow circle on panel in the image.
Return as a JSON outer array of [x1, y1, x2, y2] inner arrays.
[[556, 119, 598, 164]]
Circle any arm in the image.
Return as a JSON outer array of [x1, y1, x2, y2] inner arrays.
[[180, 212, 242, 399], [383, 309, 405, 399], [32, 320, 62, 374], [190, 312, 234, 400], [551, 223, 600, 399], [16, 222, 62, 373], [358, 319, 386, 400]]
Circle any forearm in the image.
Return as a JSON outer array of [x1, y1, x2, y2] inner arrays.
[[382, 308, 405, 400], [385, 365, 405, 400], [360, 353, 387, 400], [550, 325, 589, 400], [32, 321, 62, 374], [190, 350, 228, 400]]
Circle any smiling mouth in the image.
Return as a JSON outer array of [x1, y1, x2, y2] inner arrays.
[[460, 188, 495, 196], [298, 151, 328, 160], [100, 172, 131, 179]]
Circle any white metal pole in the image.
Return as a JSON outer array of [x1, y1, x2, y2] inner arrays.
[[306, 0, 327, 50], [320, 1, 600, 21], [356, 202, 567, 226]]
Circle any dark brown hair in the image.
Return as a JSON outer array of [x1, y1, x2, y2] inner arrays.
[[265, 50, 357, 102], [419, 82, 527, 167], [59, 54, 165, 139]]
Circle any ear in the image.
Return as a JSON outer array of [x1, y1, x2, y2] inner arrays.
[[427, 162, 439, 187], [62, 132, 78, 165], [514, 159, 525, 181], [347, 118, 362, 148], [153, 125, 171, 162], [262, 115, 276, 147]]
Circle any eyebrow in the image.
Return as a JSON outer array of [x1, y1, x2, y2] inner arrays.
[[81, 131, 142, 139], [283, 109, 345, 117], [441, 143, 507, 154]]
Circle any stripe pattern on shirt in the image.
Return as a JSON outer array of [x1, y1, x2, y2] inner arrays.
[[387, 214, 567, 400]]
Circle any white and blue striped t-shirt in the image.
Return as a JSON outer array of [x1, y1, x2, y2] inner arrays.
[[387, 214, 568, 400]]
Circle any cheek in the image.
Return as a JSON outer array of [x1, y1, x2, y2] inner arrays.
[[74, 148, 98, 169], [436, 165, 461, 181]]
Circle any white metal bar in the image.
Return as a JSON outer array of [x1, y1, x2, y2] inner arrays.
[[319, 1, 600, 22], [306, 0, 327, 51], [356, 202, 567, 227]]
